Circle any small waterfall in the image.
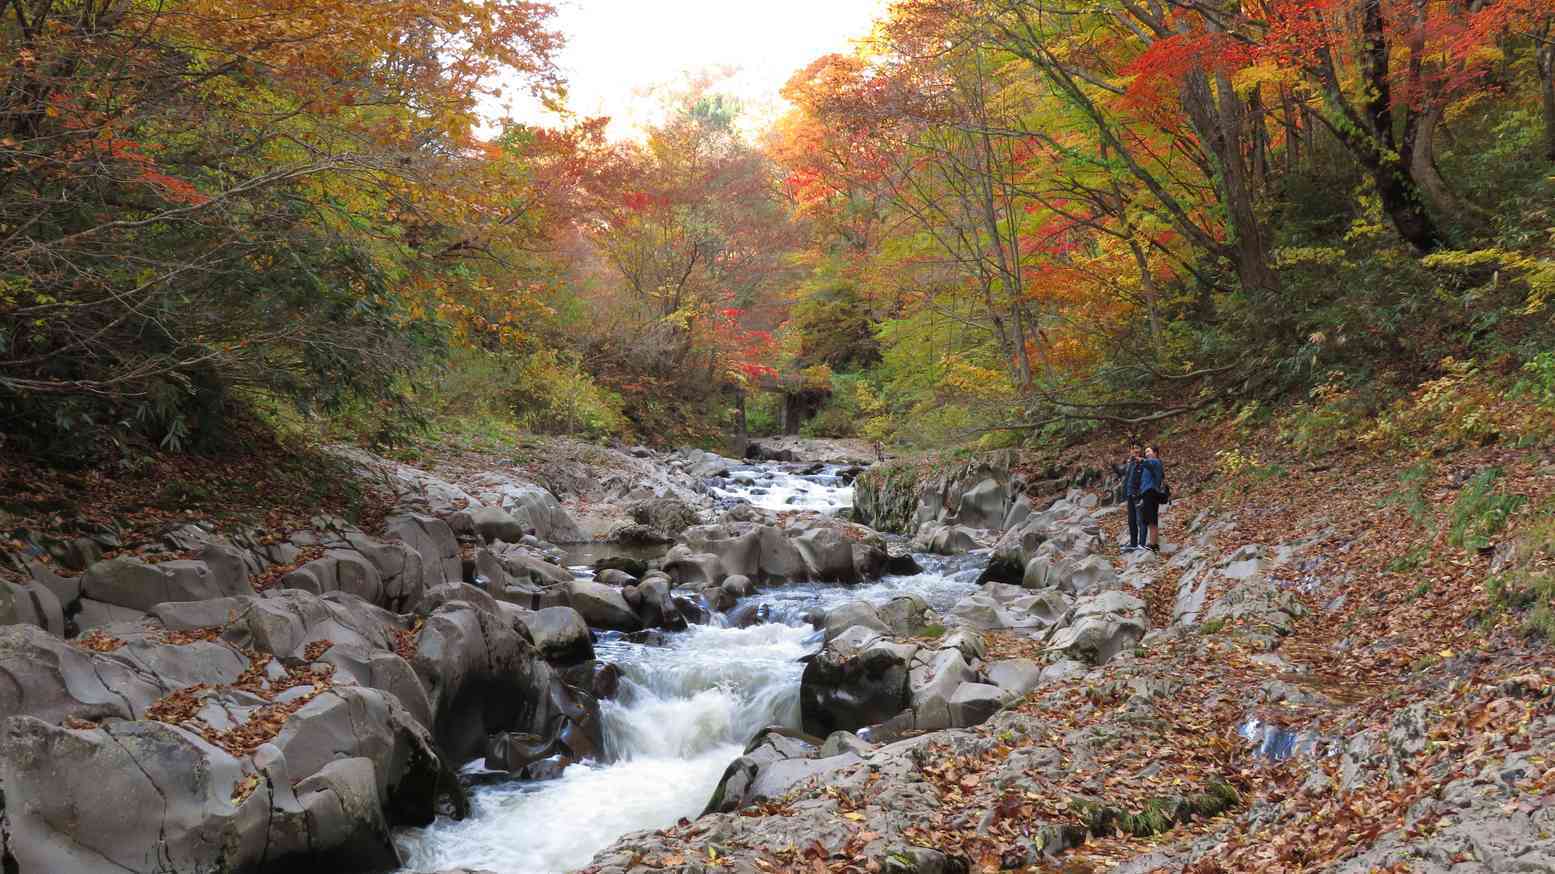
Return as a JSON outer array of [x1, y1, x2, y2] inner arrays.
[[395, 623, 813, 873], [709, 462, 856, 514], [394, 459, 978, 874], [600, 623, 811, 761]]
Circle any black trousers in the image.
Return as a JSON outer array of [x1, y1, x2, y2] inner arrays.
[[1138, 490, 1161, 528], [1126, 496, 1140, 547]]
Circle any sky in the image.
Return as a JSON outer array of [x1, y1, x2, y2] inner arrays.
[[493, 0, 889, 140]]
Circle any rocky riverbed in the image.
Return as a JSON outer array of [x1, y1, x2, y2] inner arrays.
[[3, 437, 1551, 874]]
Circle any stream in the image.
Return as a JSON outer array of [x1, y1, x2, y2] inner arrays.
[[393, 461, 979, 873]]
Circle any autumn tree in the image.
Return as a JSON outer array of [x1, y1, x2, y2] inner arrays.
[[0, 0, 563, 456]]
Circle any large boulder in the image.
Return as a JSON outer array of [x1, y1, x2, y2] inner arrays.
[[954, 477, 1009, 530], [985, 658, 1045, 700], [515, 606, 595, 665], [626, 497, 702, 541], [705, 727, 861, 815], [800, 627, 917, 737], [470, 506, 530, 544], [877, 594, 937, 637], [792, 526, 858, 582], [907, 647, 980, 731], [676, 524, 812, 584], [81, 555, 254, 612], [385, 514, 462, 589], [947, 683, 1005, 728], [565, 581, 643, 632], [409, 600, 555, 763], [0, 617, 458, 874], [823, 601, 892, 642], [1046, 591, 1148, 666], [472, 481, 584, 544], [915, 524, 982, 556], [633, 575, 683, 631], [342, 534, 426, 612], [281, 550, 386, 606], [0, 576, 64, 636]]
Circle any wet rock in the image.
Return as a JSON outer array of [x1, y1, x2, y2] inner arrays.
[[628, 497, 702, 541], [634, 575, 684, 631], [726, 600, 769, 628], [484, 731, 555, 772], [720, 574, 756, 598], [824, 600, 892, 641], [594, 555, 650, 578], [877, 593, 937, 636], [793, 526, 859, 582], [915, 524, 982, 555], [883, 552, 925, 576], [515, 606, 594, 665], [673, 595, 711, 627], [470, 505, 531, 544], [800, 627, 916, 737], [595, 568, 638, 587], [820, 730, 875, 757], [564, 581, 643, 632]]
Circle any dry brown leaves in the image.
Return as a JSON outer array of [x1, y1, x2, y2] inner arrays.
[[393, 617, 425, 660], [251, 545, 325, 592], [142, 650, 338, 758], [157, 626, 223, 646], [74, 628, 126, 652]]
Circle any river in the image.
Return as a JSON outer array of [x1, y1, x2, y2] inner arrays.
[[394, 461, 980, 873]]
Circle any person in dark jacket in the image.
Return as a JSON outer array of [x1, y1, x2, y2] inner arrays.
[[1118, 444, 1144, 551], [1137, 445, 1165, 552]]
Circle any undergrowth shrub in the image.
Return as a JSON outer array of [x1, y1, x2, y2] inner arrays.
[[1484, 501, 1555, 640], [509, 348, 626, 439], [1446, 468, 1526, 551], [1382, 461, 1435, 529]]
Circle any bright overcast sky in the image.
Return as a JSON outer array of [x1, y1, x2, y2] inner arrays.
[[493, 0, 889, 140]]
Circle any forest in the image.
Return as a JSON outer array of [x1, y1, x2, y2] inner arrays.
[[4, 3, 1555, 874], [3, 0, 1551, 463]]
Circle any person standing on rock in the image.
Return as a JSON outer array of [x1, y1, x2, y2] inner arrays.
[[1137, 445, 1165, 553], [1119, 444, 1145, 552]]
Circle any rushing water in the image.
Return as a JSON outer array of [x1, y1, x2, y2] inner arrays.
[[708, 462, 856, 515], [394, 461, 973, 874]]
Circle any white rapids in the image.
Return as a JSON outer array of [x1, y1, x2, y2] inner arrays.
[[709, 462, 856, 514], [394, 460, 975, 874]]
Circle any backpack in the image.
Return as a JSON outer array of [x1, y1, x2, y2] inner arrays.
[[1158, 476, 1172, 504]]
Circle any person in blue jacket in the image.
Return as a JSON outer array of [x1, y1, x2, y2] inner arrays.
[[1136, 445, 1165, 553], [1118, 443, 1144, 551]]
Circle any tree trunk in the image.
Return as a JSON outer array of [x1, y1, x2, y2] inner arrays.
[[1410, 102, 1486, 228], [731, 389, 749, 457], [1177, 67, 1281, 296], [1540, 40, 1555, 162]]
